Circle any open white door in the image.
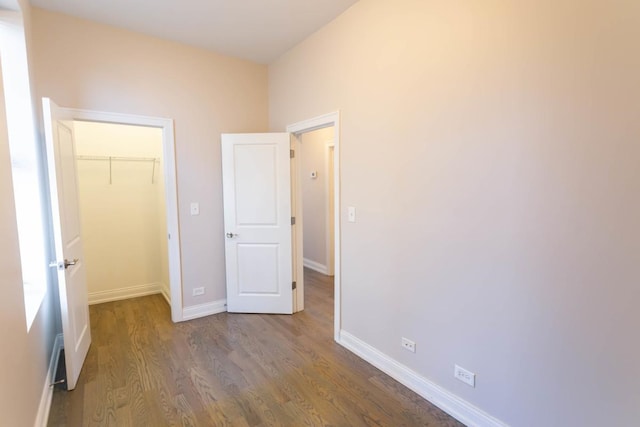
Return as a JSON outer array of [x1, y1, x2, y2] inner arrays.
[[43, 98, 91, 390], [221, 133, 293, 314]]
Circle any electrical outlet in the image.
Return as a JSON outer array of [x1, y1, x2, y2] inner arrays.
[[401, 337, 416, 353], [192, 287, 205, 296], [454, 365, 476, 387]]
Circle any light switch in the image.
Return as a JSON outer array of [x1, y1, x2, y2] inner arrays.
[[348, 206, 356, 223], [190, 202, 200, 216]]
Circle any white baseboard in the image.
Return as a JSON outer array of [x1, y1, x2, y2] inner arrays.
[[182, 299, 227, 321], [88, 282, 162, 305], [35, 333, 63, 427], [338, 331, 507, 427], [303, 258, 328, 275]]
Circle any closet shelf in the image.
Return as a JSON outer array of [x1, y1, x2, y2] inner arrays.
[[76, 155, 161, 184], [76, 155, 159, 162]]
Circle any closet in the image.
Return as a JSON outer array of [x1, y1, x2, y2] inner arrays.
[[74, 121, 170, 305]]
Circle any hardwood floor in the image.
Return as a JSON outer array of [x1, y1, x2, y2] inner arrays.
[[48, 269, 463, 426]]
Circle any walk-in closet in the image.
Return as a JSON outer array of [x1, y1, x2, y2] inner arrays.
[[74, 121, 170, 304]]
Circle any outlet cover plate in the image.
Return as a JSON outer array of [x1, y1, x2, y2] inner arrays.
[[401, 337, 416, 353], [454, 364, 476, 387]]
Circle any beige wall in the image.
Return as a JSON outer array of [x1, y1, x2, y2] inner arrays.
[[1, 85, 56, 427], [0, 2, 60, 425], [31, 7, 269, 307], [74, 121, 170, 299], [270, 0, 640, 425], [301, 127, 333, 270], [0, 54, 34, 427]]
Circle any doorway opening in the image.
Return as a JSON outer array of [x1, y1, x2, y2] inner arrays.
[[73, 121, 170, 308], [298, 127, 335, 278], [288, 112, 341, 341], [61, 107, 183, 322]]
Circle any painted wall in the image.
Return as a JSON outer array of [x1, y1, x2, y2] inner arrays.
[[74, 121, 170, 302], [0, 51, 36, 427], [269, 0, 640, 425], [301, 127, 333, 272], [0, 1, 59, 424], [31, 7, 269, 308]]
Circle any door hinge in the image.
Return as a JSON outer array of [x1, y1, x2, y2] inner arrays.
[[291, 216, 296, 225], [292, 281, 297, 290], [290, 149, 295, 158]]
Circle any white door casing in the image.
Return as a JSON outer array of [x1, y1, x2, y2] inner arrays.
[[43, 98, 91, 390], [59, 107, 183, 322], [221, 133, 293, 314]]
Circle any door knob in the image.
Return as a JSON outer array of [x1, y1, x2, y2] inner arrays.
[[64, 258, 79, 269], [226, 232, 237, 238]]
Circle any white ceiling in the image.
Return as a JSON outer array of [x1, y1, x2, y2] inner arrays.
[[28, 0, 359, 64]]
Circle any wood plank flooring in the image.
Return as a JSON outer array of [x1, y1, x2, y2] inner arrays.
[[48, 269, 463, 426]]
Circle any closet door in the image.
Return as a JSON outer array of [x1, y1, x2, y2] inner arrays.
[[43, 97, 91, 390]]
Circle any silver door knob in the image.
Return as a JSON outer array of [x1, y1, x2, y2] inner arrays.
[[226, 233, 236, 238], [64, 258, 79, 269]]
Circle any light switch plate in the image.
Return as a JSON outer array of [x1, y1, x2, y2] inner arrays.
[[190, 202, 200, 216], [348, 206, 356, 222]]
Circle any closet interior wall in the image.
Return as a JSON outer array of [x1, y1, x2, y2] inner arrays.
[[74, 121, 170, 304]]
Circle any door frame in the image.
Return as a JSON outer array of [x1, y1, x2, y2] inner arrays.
[[287, 111, 341, 341], [61, 107, 184, 322]]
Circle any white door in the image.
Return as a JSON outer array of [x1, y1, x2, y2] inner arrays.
[[221, 133, 293, 314], [43, 98, 91, 390]]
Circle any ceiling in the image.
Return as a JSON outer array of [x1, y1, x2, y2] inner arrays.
[[28, 0, 359, 64]]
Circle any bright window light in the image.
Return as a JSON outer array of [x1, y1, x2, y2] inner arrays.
[[0, 11, 48, 330]]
